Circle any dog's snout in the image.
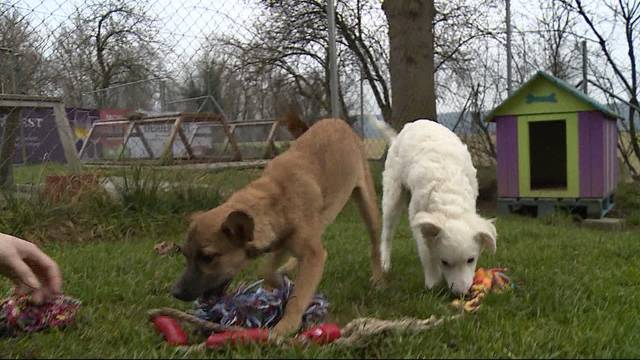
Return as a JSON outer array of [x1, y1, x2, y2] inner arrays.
[[449, 281, 471, 296], [171, 283, 197, 302]]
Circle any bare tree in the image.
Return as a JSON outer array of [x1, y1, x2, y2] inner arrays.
[[222, 0, 381, 122], [560, 0, 640, 178], [537, 1, 580, 80], [0, 7, 52, 95], [444, 38, 504, 164], [53, 0, 161, 109], [218, 0, 500, 129]]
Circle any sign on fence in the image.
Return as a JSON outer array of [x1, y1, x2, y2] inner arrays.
[[0, 107, 99, 164]]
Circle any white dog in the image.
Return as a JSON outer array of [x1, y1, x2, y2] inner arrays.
[[375, 119, 496, 295]]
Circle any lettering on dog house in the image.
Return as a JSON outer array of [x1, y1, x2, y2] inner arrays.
[[486, 71, 621, 218]]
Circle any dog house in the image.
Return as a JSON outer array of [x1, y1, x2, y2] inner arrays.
[[486, 71, 621, 218]]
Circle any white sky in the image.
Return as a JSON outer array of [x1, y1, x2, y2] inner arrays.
[[6, 0, 636, 114]]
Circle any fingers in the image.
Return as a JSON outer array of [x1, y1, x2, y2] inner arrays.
[[0, 235, 63, 301], [22, 246, 63, 294], [5, 256, 43, 291]]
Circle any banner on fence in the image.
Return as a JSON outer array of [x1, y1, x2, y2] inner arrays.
[[0, 107, 99, 165]]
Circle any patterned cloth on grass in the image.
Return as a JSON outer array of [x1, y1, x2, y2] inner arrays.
[[0, 294, 81, 337], [192, 275, 328, 329]]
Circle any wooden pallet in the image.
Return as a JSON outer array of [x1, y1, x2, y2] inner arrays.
[[497, 193, 615, 219], [78, 112, 242, 165]]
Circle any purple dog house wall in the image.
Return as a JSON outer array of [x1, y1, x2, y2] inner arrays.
[[497, 112, 618, 199], [578, 111, 618, 198], [495, 115, 519, 197], [606, 117, 618, 195]]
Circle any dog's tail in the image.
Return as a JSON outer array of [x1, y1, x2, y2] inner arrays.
[[279, 110, 309, 139], [371, 118, 397, 144]]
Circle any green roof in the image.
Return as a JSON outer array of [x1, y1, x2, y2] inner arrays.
[[485, 71, 621, 122]]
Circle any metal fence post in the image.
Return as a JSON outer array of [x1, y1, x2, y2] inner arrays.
[[327, 0, 340, 119]]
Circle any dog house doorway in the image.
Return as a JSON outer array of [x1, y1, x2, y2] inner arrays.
[[529, 120, 567, 190]]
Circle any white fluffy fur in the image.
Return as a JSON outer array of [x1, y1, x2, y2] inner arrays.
[[377, 119, 497, 295]]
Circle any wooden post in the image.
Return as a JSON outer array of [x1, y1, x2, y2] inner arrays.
[[117, 122, 136, 160], [187, 124, 199, 148], [160, 116, 183, 165], [262, 121, 280, 159], [52, 102, 81, 172], [177, 126, 195, 160], [0, 107, 20, 190], [221, 124, 236, 155], [77, 122, 96, 160], [133, 124, 155, 159], [222, 122, 242, 161]]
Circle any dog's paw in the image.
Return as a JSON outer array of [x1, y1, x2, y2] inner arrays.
[[271, 319, 299, 338], [424, 278, 440, 290], [267, 331, 288, 346], [370, 273, 387, 290], [382, 259, 391, 273]]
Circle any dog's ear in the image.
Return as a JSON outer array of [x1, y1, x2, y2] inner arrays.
[[475, 232, 496, 254], [412, 212, 443, 240], [475, 218, 497, 254], [421, 222, 442, 239], [221, 210, 254, 246]]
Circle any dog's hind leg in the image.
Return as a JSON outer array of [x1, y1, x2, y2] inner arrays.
[[380, 167, 406, 274], [353, 161, 384, 287]]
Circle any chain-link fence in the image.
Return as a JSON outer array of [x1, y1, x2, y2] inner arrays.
[[1, 0, 399, 196], [3, 0, 547, 202]]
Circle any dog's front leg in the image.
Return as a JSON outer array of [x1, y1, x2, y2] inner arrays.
[[412, 226, 442, 289], [271, 246, 326, 337]]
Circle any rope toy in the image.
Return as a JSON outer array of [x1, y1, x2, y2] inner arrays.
[[450, 267, 513, 312], [149, 307, 459, 351], [149, 269, 512, 350], [192, 276, 329, 329], [0, 294, 81, 337]]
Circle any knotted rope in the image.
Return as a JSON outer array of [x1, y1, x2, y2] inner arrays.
[[148, 307, 461, 350]]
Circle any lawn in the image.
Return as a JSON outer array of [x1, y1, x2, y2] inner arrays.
[[1, 165, 639, 358]]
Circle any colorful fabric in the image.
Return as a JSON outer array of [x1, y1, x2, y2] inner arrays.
[[0, 294, 81, 337], [450, 267, 513, 312], [192, 276, 328, 330]]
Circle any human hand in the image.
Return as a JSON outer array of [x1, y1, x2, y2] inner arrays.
[[0, 233, 63, 303]]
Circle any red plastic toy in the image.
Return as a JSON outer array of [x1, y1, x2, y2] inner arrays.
[[152, 314, 343, 348], [206, 328, 270, 348], [152, 316, 188, 345], [297, 323, 341, 344]]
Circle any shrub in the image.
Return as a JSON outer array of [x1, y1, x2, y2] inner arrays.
[[0, 166, 222, 243]]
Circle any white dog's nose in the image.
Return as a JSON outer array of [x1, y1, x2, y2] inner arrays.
[[451, 282, 471, 295]]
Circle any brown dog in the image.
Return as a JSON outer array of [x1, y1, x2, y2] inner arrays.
[[171, 114, 383, 336]]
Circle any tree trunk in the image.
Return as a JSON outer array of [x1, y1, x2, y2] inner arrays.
[[0, 108, 21, 190], [383, 0, 437, 131]]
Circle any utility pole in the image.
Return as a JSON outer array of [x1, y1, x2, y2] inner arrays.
[[581, 40, 588, 94], [160, 80, 167, 112], [358, 0, 364, 135], [506, 0, 513, 95], [327, 0, 340, 119]]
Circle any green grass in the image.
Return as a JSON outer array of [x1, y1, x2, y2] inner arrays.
[[613, 181, 640, 225], [11, 163, 71, 185], [1, 164, 640, 358], [0, 166, 223, 243]]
